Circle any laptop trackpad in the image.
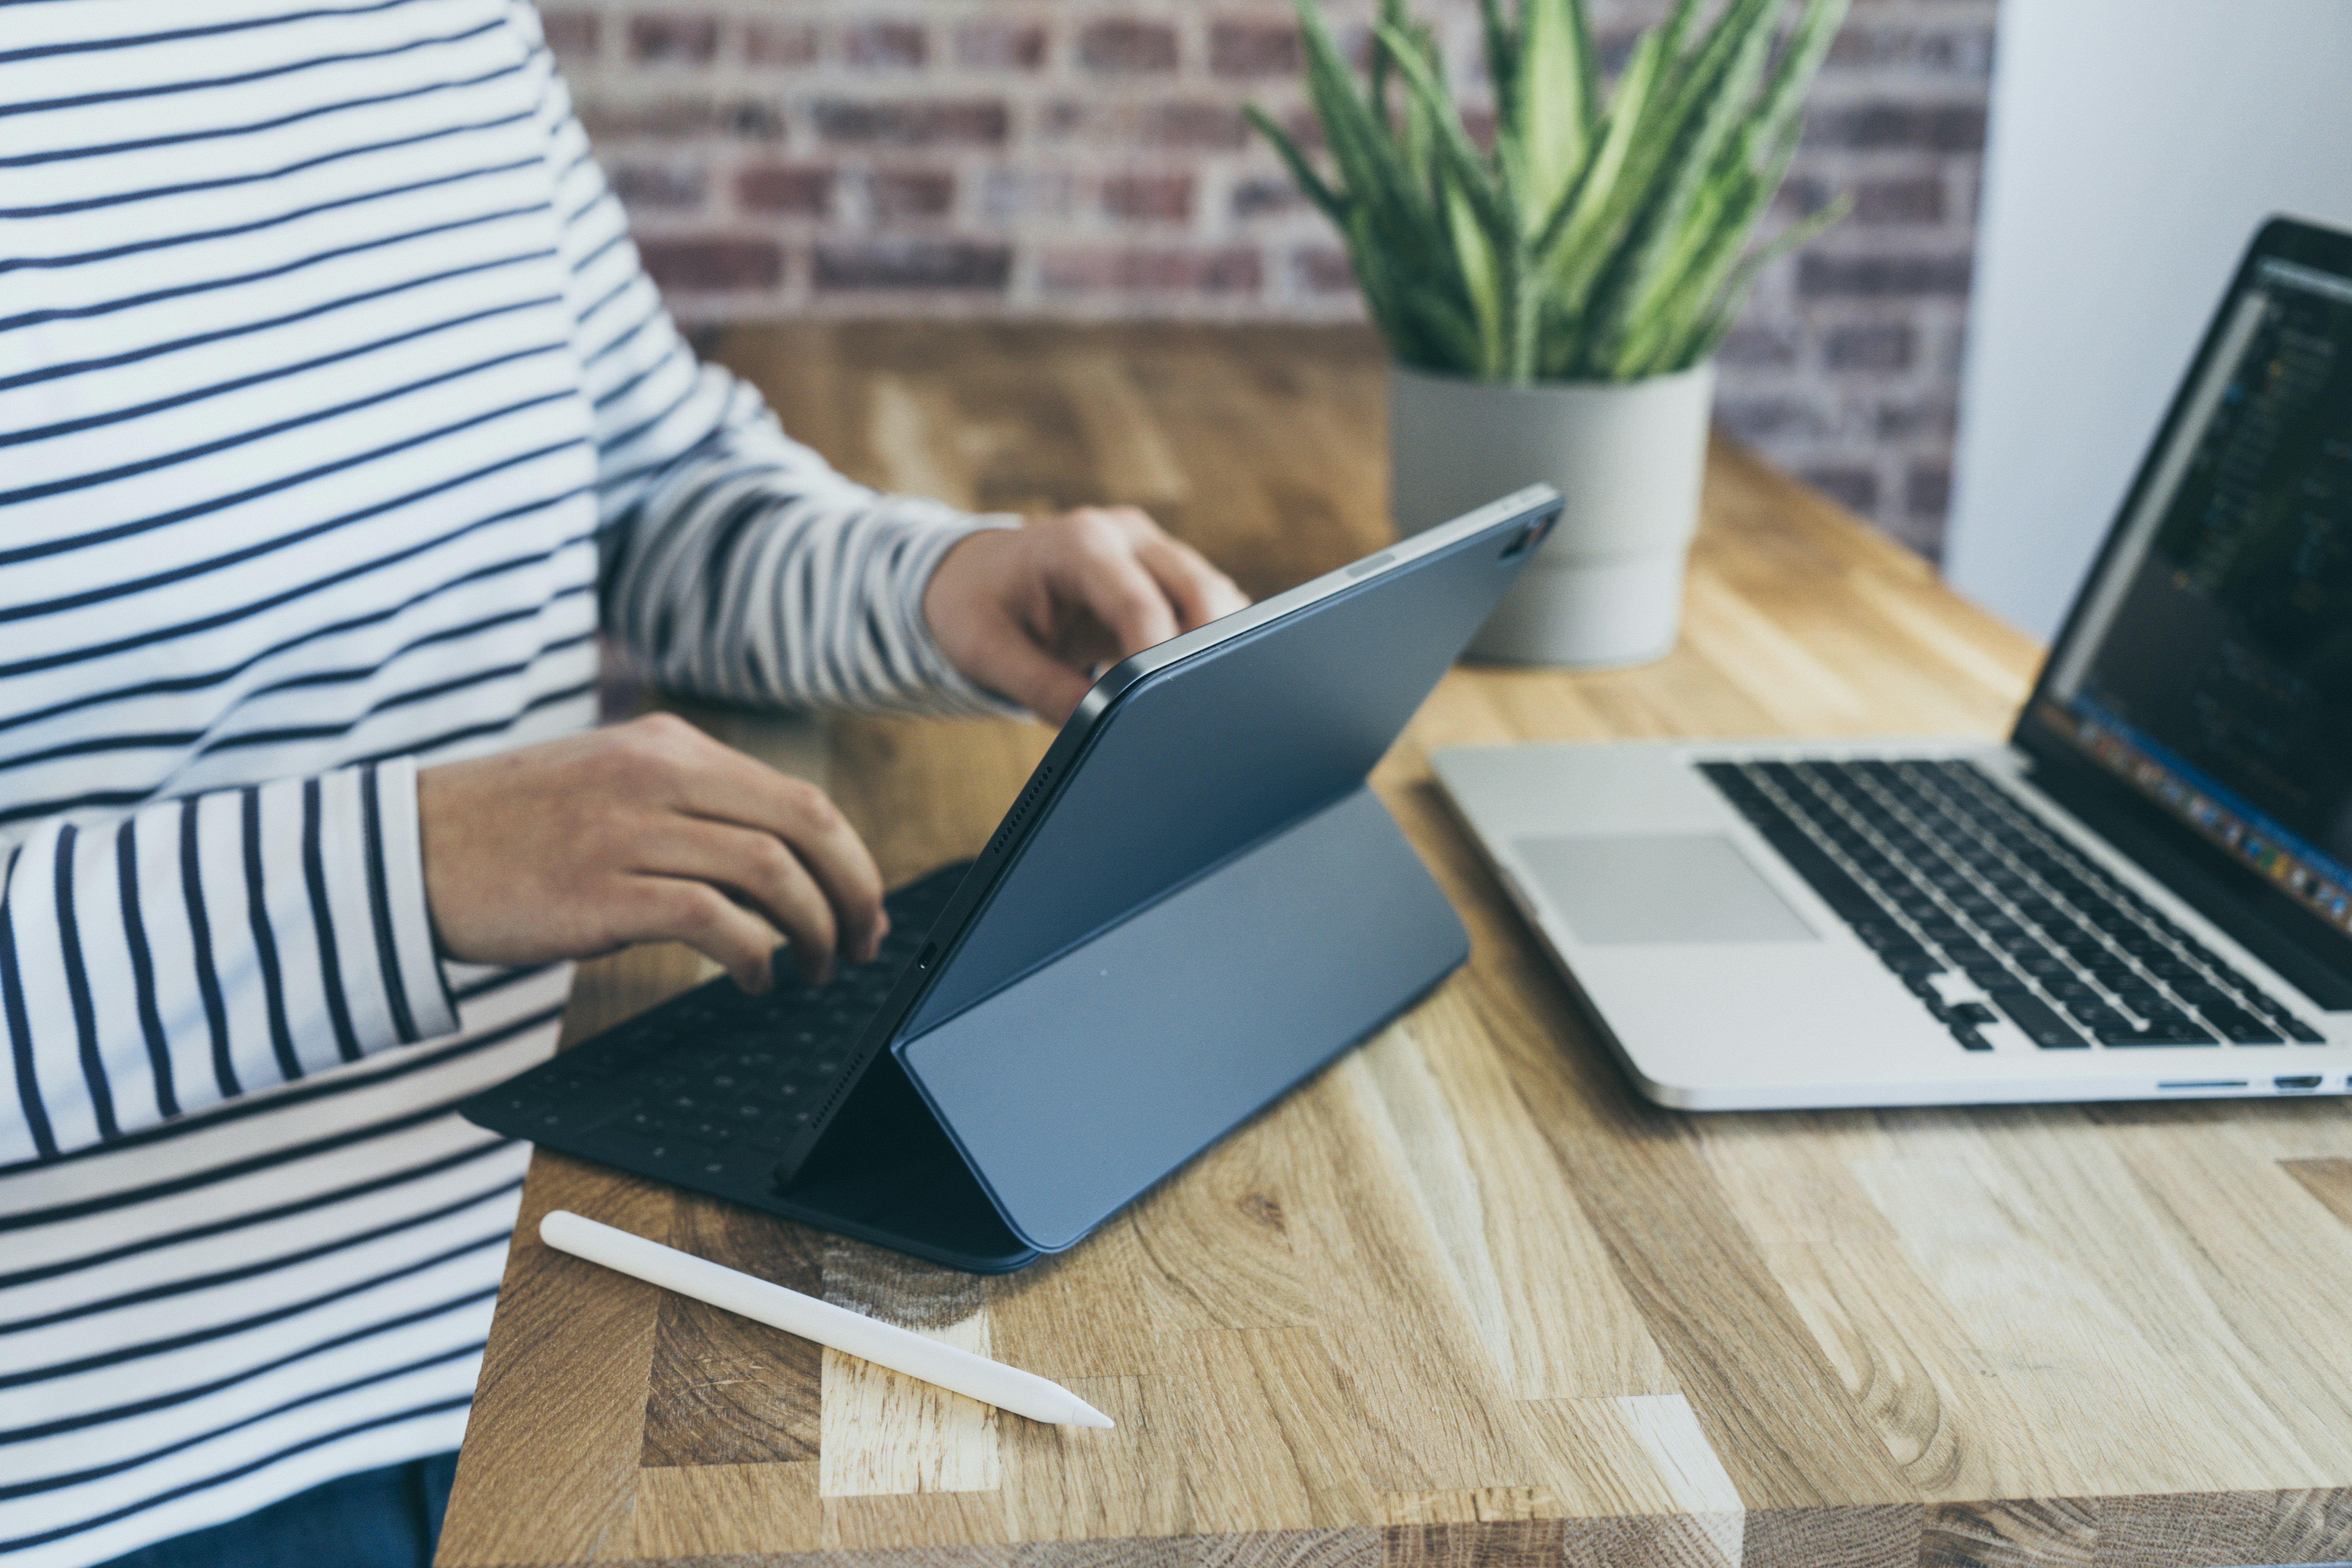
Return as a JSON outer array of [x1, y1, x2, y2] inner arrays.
[[1512, 833, 1818, 945]]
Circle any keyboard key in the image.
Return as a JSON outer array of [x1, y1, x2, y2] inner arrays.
[[2234, 991, 2326, 1040], [2206, 1010, 2284, 1045], [2062, 1000, 2134, 1038], [2101, 1024, 2220, 1046], [1853, 921, 1915, 952], [1703, 760, 2319, 1060], [1989, 988, 2089, 1049], [485, 857, 977, 1184]]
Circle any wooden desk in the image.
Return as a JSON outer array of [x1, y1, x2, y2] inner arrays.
[[437, 324, 2352, 1568]]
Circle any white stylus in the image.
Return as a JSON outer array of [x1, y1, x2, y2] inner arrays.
[[538, 1209, 1114, 1428]]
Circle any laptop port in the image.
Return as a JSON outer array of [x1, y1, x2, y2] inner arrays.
[[2275, 1074, 2323, 1092]]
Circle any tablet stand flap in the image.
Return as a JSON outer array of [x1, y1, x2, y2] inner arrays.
[[895, 786, 1469, 1254], [769, 1049, 1038, 1273]]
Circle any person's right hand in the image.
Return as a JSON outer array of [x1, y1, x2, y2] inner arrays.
[[415, 713, 886, 993]]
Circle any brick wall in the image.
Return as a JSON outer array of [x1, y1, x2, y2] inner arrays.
[[545, 0, 1995, 557]]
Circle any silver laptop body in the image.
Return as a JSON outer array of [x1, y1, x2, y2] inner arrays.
[[1434, 216, 2352, 1110]]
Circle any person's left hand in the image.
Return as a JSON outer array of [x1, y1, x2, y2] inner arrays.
[[923, 506, 1249, 723]]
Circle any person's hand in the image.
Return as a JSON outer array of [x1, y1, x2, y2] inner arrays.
[[416, 714, 885, 993], [923, 507, 1249, 723]]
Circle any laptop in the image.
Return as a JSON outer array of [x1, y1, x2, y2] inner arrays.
[[1434, 215, 2352, 1111], [463, 487, 1562, 1271]]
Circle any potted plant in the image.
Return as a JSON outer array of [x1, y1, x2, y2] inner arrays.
[[1249, 0, 1851, 665]]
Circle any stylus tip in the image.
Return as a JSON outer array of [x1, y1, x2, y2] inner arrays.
[[1067, 1401, 1116, 1428]]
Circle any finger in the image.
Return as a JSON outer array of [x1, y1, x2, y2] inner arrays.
[[632, 878, 786, 994], [1129, 529, 1248, 630], [656, 736, 888, 966], [978, 629, 1100, 724], [1060, 519, 1181, 659], [637, 818, 844, 985]]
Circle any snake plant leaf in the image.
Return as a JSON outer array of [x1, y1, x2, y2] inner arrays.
[[1750, 0, 1853, 164], [1617, 164, 1749, 374], [1539, 26, 1664, 319], [1379, 19, 1528, 376], [1445, 179, 1506, 374], [1374, 21, 1518, 248], [1611, 0, 1777, 250], [1242, 105, 1347, 228], [1512, 0, 1590, 234], [1681, 192, 1851, 366], [1652, 0, 1709, 73], [1632, 108, 1780, 357], [1579, 10, 1773, 377], [1249, 0, 1847, 383], [1293, 0, 1426, 233], [1658, 0, 1777, 121], [1412, 26, 1546, 382], [1352, 204, 1485, 370], [1567, 0, 1599, 145], [1371, 0, 1408, 129], [1479, 0, 1519, 147], [1620, 164, 1759, 374], [1395, 17, 1443, 198]]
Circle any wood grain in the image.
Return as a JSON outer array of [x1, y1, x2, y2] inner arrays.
[[441, 1151, 675, 1563], [437, 323, 2352, 1568], [638, 1198, 825, 1470], [1926, 1498, 2099, 1568]]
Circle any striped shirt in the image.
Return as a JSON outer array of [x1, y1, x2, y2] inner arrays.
[[0, 4, 1014, 1562]]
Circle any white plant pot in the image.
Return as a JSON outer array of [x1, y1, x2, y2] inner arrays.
[[1390, 359, 1716, 668]]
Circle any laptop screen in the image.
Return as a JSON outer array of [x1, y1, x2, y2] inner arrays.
[[2027, 233, 2352, 952]]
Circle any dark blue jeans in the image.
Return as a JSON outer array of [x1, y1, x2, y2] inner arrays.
[[97, 1453, 458, 1568]]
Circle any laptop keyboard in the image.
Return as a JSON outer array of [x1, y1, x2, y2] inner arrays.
[[465, 860, 970, 1192], [1699, 759, 2325, 1052]]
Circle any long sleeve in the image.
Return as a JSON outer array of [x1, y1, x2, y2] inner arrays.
[[0, 1, 1004, 1172], [0, 760, 456, 1165], [529, 45, 1021, 716]]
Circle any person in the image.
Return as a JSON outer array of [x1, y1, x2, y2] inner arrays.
[[0, 4, 1248, 1565]]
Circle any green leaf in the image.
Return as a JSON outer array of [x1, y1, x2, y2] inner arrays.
[[1478, 0, 1518, 146], [1535, 26, 1664, 330], [1513, 0, 1590, 232], [1378, 17, 1532, 376], [1372, 0, 1407, 129], [1247, 0, 1851, 383], [1579, 5, 1774, 377], [1298, 6, 1451, 276], [1679, 192, 1850, 367], [1623, 161, 1770, 374], [1748, 0, 1850, 164], [1653, 0, 1708, 68], [1446, 178, 1506, 374], [1659, 0, 1778, 116], [1354, 208, 1485, 371], [1242, 104, 1347, 228], [1628, 138, 1757, 355], [1374, 19, 1517, 247]]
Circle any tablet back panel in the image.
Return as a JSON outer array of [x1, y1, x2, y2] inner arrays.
[[904, 494, 1554, 1038]]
